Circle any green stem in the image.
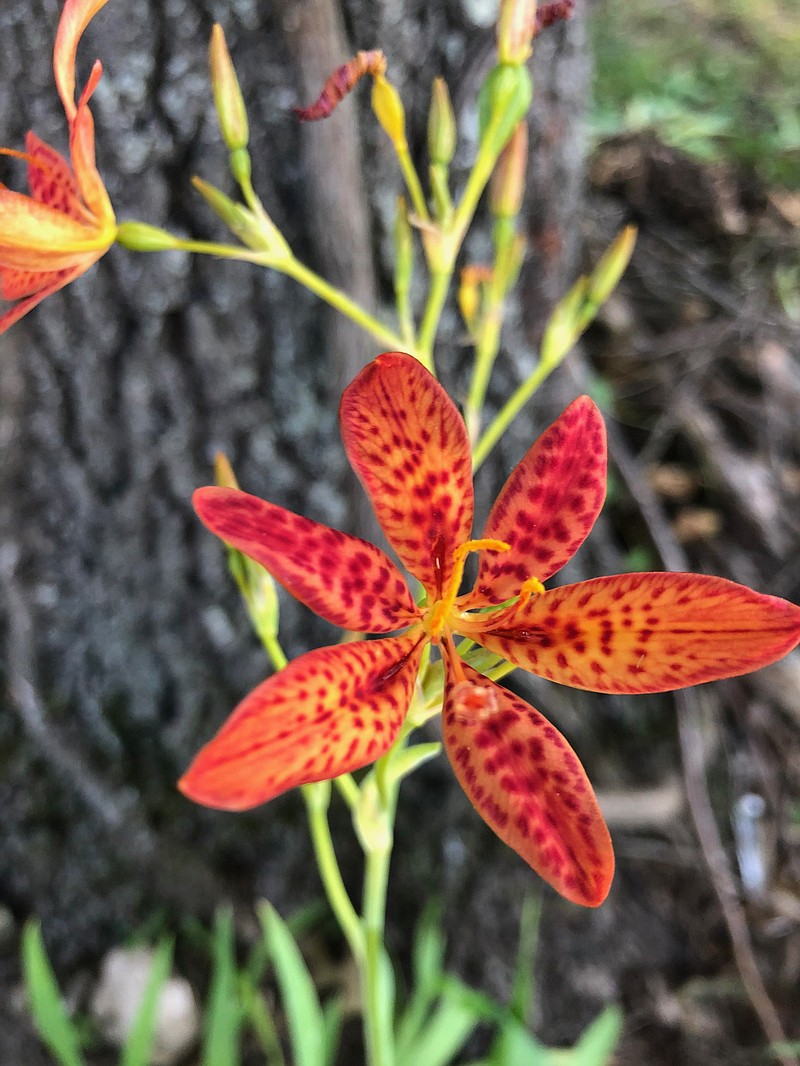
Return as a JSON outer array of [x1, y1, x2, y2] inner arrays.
[[303, 785, 365, 960], [362, 839, 394, 1066], [416, 268, 451, 365], [464, 216, 517, 443], [397, 145, 430, 223], [472, 357, 554, 471], [282, 257, 427, 366], [259, 632, 287, 672], [173, 237, 422, 365], [334, 772, 361, 811]]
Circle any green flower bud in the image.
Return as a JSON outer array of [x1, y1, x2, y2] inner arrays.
[[209, 24, 249, 152], [427, 78, 457, 167], [114, 222, 183, 252]]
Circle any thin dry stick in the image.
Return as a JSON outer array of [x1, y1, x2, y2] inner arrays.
[[676, 690, 797, 1066], [606, 417, 798, 1066]]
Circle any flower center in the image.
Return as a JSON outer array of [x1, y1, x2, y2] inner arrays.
[[427, 538, 510, 641]]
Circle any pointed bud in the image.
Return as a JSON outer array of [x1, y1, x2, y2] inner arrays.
[[458, 264, 492, 332], [209, 24, 249, 152], [191, 177, 262, 246], [193, 177, 291, 261], [540, 275, 587, 368], [371, 75, 407, 150], [115, 222, 182, 252], [497, 0, 537, 65], [214, 452, 240, 490], [490, 120, 528, 219], [586, 224, 637, 308], [477, 63, 532, 154], [427, 78, 457, 167]]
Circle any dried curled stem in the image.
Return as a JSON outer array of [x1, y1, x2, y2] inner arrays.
[[294, 49, 387, 121]]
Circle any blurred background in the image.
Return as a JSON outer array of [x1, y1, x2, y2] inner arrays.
[[0, 0, 798, 1062]]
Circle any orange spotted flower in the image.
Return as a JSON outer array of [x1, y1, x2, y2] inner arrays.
[[180, 352, 800, 906], [0, 0, 116, 334]]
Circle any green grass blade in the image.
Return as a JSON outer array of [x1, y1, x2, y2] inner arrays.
[[238, 974, 286, 1066], [120, 938, 174, 1066], [510, 895, 540, 1025], [21, 920, 86, 1066], [202, 907, 241, 1066], [395, 901, 445, 1054], [258, 902, 326, 1066], [568, 1004, 623, 1065], [399, 994, 480, 1066]]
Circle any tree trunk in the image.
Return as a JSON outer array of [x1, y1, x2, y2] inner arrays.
[[0, 0, 590, 994]]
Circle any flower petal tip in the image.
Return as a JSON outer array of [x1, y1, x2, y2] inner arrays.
[[442, 663, 615, 908]]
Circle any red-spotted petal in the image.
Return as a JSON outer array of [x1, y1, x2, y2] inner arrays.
[[179, 634, 425, 810], [475, 572, 800, 694], [0, 264, 86, 336], [194, 487, 421, 634], [443, 661, 613, 906], [1, 266, 55, 302], [340, 352, 474, 600], [25, 133, 85, 220], [0, 188, 106, 266], [471, 396, 606, 604]]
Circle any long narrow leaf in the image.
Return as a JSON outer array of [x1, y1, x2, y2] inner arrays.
[[120, 938, 174, 1066], [202, 907, 241, 1066], [258, 902, 326, 1066], [400, 994, 479, 1066], [238, 974, 286, 1066], [396, 901, 445, 1055], [21, 920, 86, 1066], [569, 1004, 623, 1065], [509, 895, 540, 1025], [491, 1020, 548, 1066]]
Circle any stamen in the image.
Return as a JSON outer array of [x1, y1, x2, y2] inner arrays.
[[516, 576, 546, 608], [428, 538, 510, 639]]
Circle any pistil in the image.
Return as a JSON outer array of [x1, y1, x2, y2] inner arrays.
[[428, 538, 510, 640]]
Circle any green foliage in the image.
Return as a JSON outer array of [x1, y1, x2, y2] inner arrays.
[[22, 921, 175, 1066], [591, 0, 800, 186], [22, 901, 623, 1066], [202, 908, 241, 1066], [119, 938, 174, 1066], [22, 921, 87, 1066], [258, 902, 341, 1066]]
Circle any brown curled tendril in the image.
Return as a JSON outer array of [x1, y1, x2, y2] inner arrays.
[[294, 49, 388, 121]]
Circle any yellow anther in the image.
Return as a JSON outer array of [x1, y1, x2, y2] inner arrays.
[[516, 576, 546, 609], [429, 538, 510, 640]]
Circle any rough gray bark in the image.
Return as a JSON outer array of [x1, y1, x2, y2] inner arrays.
[[0, 0, 591, 1008]]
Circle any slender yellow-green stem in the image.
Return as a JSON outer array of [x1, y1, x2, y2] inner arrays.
[[172, 237, 422, 365], [416, 268, 451, 365], [472, 356, 554, 471], [303, 784, 365, 960], [464, 216, 517, 443], [259, 632, 287, 672], [361, 836, 395, 1066], [396, 145, 430, 224], [334, 772, 361, 811], [415, 98, 524, 367], [277, 258, 419, 359]]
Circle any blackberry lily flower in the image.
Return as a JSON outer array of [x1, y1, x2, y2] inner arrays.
[[181, 352, 800, 906], [0, 0, 116, 334]]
